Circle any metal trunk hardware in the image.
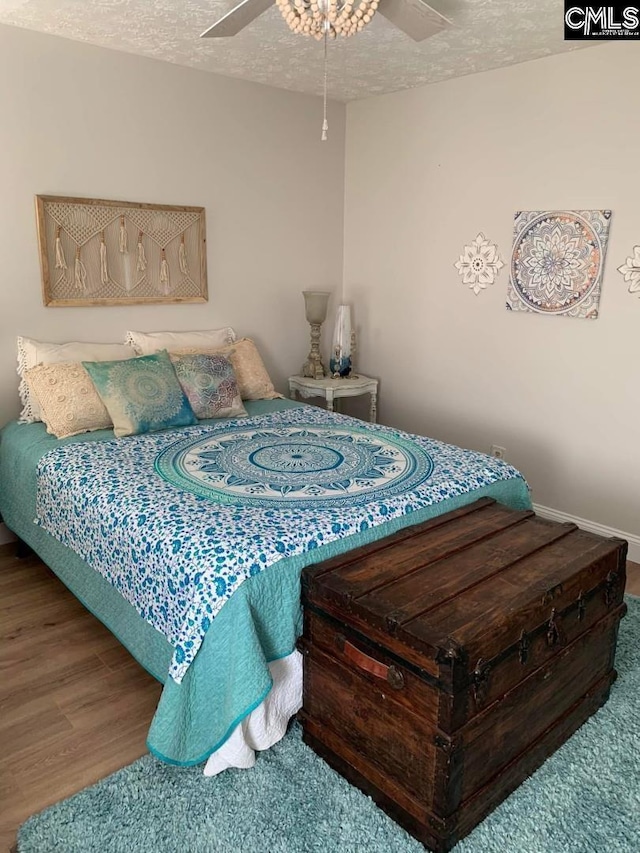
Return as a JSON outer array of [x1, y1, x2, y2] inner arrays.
[[577, 591, 586, 622], [605, 572, 619, 606], [546, 608, 560, 647], [518, 629, 530, 665], [472, 658, 491, 707]]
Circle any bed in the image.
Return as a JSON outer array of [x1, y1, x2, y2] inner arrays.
[[0, 397, 532, 772]]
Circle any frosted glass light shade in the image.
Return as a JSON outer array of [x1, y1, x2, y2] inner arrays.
[[330, 304, 352, 378], [303, 291, 330, 325]]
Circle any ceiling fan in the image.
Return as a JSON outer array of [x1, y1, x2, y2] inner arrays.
[[200, 0, 451, 43], [201, 0, 450, 140]]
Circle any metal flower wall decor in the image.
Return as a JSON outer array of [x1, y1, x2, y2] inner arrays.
[[617, 245, 640, 297], [454, 233, 504, 295]]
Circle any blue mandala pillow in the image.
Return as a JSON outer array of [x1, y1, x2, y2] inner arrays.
[[170, 353, 247, 420], [83, 350, 197, 438]]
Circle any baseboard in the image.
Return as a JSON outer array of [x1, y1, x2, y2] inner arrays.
[[533, 503, 640, 564], [0, 522, 17, 546]]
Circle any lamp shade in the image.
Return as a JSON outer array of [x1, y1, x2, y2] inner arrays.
[[303, 291, 330, 325]]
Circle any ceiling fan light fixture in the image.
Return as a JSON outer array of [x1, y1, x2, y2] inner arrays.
[[200, 0, 451, 142], [200, 0, 450, 143], [276, 0, 379, 38]]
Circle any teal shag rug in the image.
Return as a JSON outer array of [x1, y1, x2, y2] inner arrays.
[[18, 597, 640, 853]]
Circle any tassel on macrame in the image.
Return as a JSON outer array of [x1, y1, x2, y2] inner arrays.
[[179, 234, 189, 276], [119, 215, 128, 253], [100, 232, 109, 285], [74, 247, 87, 291], [54, 226, 67, 270], [160, 248, 169, 294], [137, 231, 147, 272]]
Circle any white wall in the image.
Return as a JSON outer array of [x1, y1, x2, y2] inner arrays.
[[2, 27, 637, 545], [344, 44, 640, 538], [0, 25, 346, 424]]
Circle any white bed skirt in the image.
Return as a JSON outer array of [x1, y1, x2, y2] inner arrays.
[[203, 650, 303, 776]]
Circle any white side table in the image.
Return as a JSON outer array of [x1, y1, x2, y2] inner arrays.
[[288, 375, 378, 423]]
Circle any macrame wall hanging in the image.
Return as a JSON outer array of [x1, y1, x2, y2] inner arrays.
[[35, 195, 208, 306]]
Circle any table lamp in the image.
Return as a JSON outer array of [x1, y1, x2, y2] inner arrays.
[[301, 291, 330, 379]]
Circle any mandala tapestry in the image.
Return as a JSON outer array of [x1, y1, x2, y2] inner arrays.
[[36, 406, 527, 681], [507, 210, 611, 319], [155, 423, 435, 510]]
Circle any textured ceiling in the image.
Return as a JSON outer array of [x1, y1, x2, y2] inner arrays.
[[0, 0, 595, 101]]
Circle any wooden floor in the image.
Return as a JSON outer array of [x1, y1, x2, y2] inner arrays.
[[1, 546, 639, 852], [0, 547, 162, 852]]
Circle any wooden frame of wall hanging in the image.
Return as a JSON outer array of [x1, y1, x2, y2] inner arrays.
[[35, 194, 208, 307]]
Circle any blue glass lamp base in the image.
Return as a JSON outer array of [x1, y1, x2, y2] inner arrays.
[[329, 356, 352, 378]]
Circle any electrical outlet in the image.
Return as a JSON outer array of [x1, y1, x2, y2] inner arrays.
[[490, 445, 506, 460]]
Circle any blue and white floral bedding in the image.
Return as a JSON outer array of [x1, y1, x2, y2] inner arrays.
[[35, 406, 528, 683]]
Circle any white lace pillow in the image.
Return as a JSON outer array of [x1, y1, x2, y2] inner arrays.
[[24, 362, 113, 439], [125, 328, 236, 356], [17, 336, 132, 424]]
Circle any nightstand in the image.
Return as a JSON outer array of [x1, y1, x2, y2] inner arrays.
[[288, 375, 378, 423]]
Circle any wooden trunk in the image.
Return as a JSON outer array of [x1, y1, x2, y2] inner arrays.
[[297, 498, 627, 852]]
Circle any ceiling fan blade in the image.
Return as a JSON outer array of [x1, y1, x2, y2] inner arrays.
[[200, 0, 275, 37], [376, 0, 451, 42]]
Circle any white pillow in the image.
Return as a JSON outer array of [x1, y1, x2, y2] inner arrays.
[[125, 328, 236, 355], [17, 336, 132, 424]]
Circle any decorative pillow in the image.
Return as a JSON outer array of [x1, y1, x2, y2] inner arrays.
[[172, 338, 282, 401], [83, 351, 197, 438], [17, 336, 131, 424], [24, 362, 113, 439], [170, 353, 247, 420], [125, 328, 236, 356]]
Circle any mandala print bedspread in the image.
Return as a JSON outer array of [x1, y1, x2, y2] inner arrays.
[[35, 407, 526, 683]]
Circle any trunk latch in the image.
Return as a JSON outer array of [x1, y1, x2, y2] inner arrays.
[[605, 572, 619, 606], [518, 629, 530, 665], [472, 658, 491, 707], [546, 608, 560, 647]]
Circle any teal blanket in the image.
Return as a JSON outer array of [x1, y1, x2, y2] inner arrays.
[[0, 402, 532, 765]]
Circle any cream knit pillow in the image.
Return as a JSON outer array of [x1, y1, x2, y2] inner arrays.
[[24, 362, 113, 439], [17, 336, 131, 423]]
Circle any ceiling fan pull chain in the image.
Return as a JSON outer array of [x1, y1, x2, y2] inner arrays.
[[321, 27, 329, 141]]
